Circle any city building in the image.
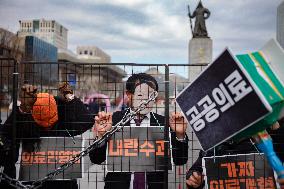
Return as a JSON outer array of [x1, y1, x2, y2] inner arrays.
[[77, 46, 111, 63], [0, 28, 58, 88], [24, 36, 58, 85], [18, 19, 68, 49], [25, 36, 57, 62], [277, 1, 284, 49], [58, 48, 125, 99], [144, 67, 189, 98]]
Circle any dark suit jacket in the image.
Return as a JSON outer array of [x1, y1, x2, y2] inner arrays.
[[89, 110, 189, 189]]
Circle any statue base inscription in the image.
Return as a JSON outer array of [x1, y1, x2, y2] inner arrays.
[[188, 37, 212, 81]]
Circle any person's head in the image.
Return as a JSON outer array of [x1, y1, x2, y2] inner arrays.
[[125, 73, 158, 114]]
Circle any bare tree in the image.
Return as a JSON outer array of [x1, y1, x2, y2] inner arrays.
[[0, 28, 24, 107], [0, 28, 24, 63]]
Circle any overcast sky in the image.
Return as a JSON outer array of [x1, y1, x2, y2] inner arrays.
[[0, 0, 283, 64]]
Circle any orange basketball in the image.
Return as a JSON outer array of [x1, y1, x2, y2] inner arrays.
[[32, 93, 58, 129]]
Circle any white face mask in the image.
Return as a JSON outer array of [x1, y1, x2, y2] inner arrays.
[[132, 83, 157, 115]]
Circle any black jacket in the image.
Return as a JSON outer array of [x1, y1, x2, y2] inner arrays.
[[0, 97, 93, 188], [89, 110, 189, 189], [1, 97, 93, 140], [186, 139, 259, 189], [186, 121, 284, 189]]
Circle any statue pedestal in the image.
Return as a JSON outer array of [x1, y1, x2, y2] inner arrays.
[[188, 37, 212, 81]]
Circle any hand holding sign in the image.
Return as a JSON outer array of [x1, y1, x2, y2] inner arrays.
[[58, 82, 74, 102], [253, 129, 284, 179], [277, 178, 284, 188], [186, 171, 203, 188], [93, 111, 112, 139], [19, 84, 37, 113], [169, 112, 188, 139], [176, 49, 273, 151]]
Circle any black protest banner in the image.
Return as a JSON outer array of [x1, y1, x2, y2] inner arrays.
[[19, 137, 83, 180], [203, 153, 276, 189], [106, 126, 172, 172], [176, 49, 271, 151]]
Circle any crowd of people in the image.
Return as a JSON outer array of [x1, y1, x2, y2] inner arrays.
[[0, 72, 283, 189]]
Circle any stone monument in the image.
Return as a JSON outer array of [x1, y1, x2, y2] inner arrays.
[[186, 1, 213, 168], [188, 0, 212, 82]]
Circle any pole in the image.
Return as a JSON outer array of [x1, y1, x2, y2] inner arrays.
[[187, 5, 194, 37]]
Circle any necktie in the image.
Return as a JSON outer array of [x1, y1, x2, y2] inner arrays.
[[133, 172, 145, 189], [133, 115, 146, 188], [134, 115, 145, 126]]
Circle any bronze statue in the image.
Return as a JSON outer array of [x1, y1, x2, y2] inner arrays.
[[188, 1, 210, 38]]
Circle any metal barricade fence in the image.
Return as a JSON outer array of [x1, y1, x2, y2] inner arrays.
[[0, 58, 209, 189]]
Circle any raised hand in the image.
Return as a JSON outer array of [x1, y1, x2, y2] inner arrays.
[[58, 82, 74, 102], [93, 111, 113, 139], [19, 84, 37, 113], [277, 178, 284, 189], [186, 171, 203, 188], [169, 112, 188, 139]]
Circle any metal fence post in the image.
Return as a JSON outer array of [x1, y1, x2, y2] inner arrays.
[[164, 64, 169, 189], [12, 59, 18, 165]]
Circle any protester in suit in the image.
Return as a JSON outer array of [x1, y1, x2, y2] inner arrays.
[[89, 73, 189, 189]]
